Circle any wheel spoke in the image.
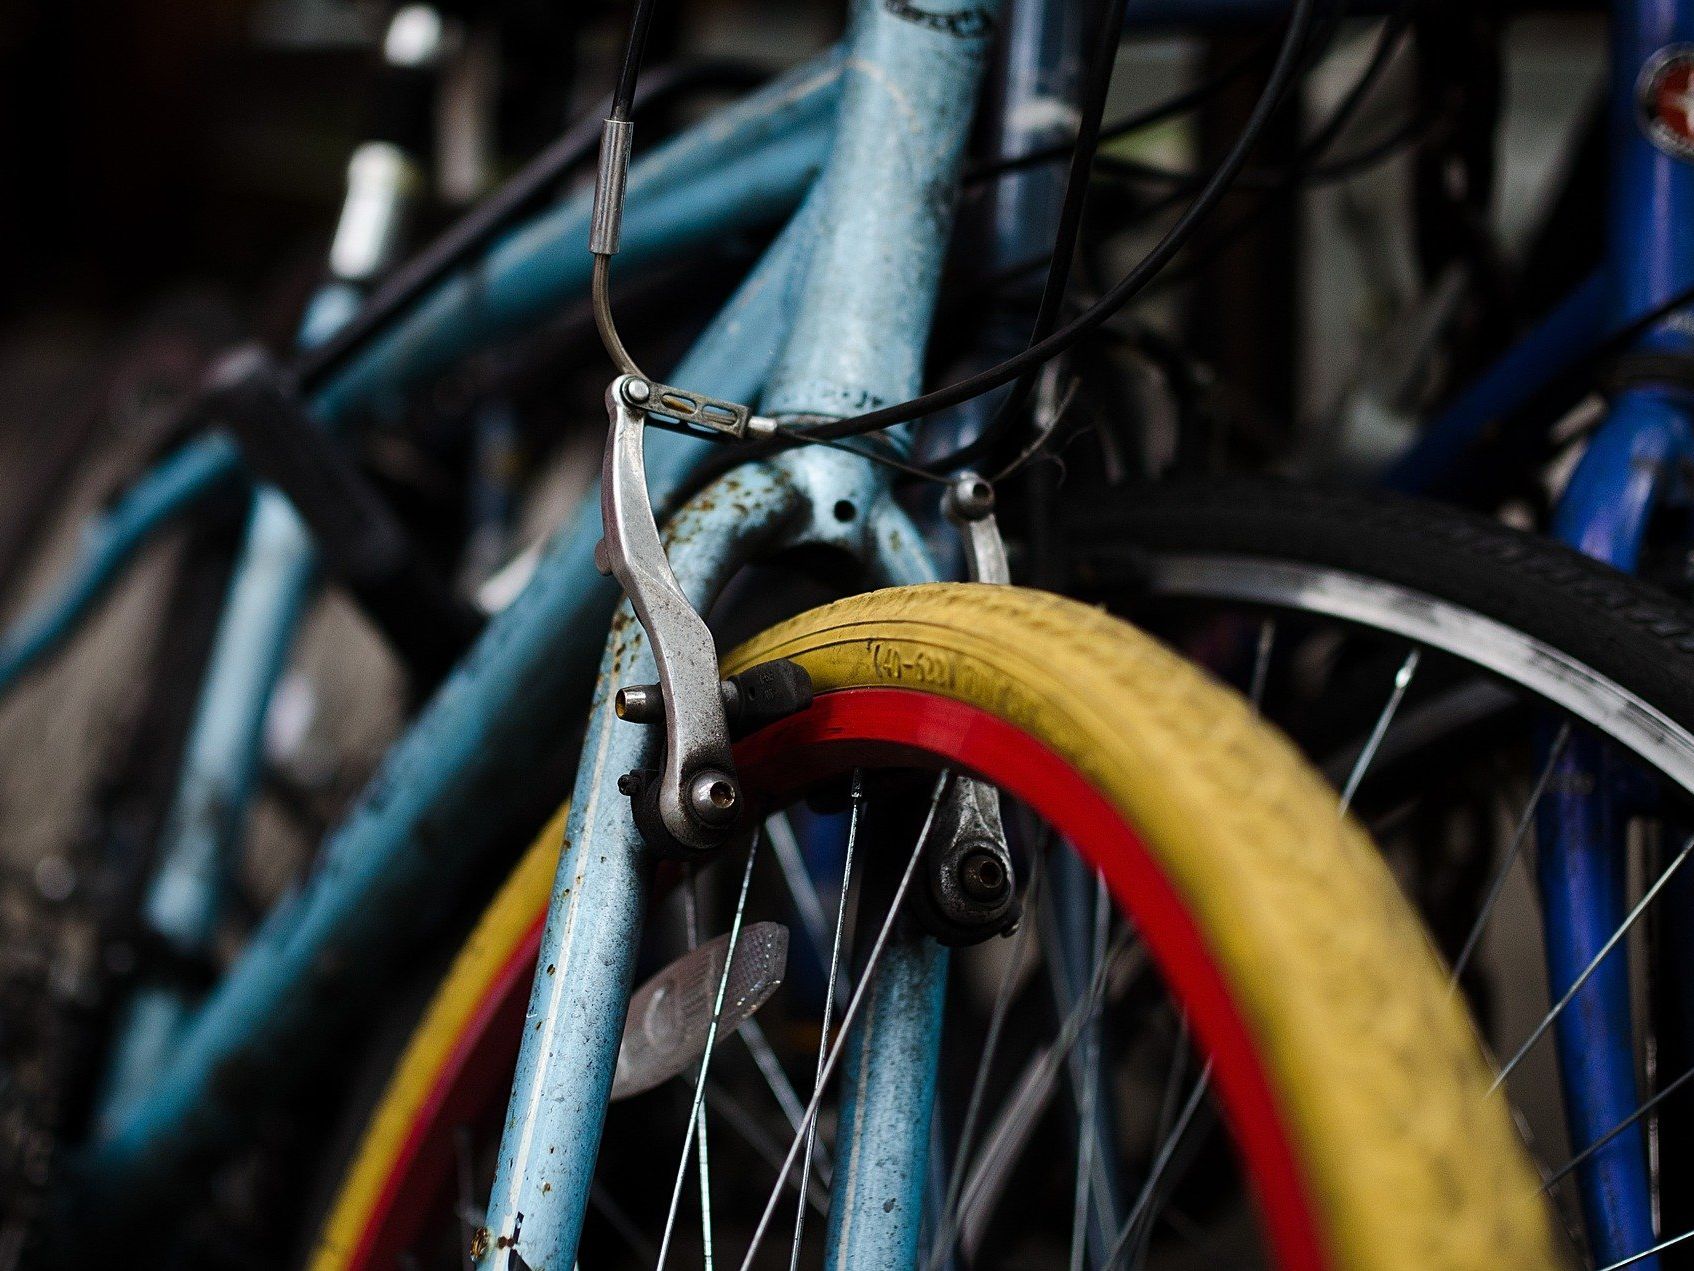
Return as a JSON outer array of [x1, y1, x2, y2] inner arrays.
[[1102, 1063, 1214, 1269], [1597, 1227, 1694, 1270], [736, 774, 951, 1271], [738, 1017, 807, 1136], [1544, 1060, 1694, 1191], [1449, 723, 1572, 986], [767, 812, 835, 977], [788, 772, 863, 1271], [1040, 858, 1124, 1238], [739, 1016, 833, 1184], [1121, 1015, 1192, 1270], [1248, 617, 1275, 711], [1069, 875, 1114, 1271], [1491, 834, 1694, 1093], [683, 870, 716, 1269], [1339, 648, 1421, 814], [952, 931, 1144, 1263], [656, 829, 764, 1270], [590, 1180, 659, 1263], [696, 1100, 715, 1269], [704, 1080, 830, 1212]]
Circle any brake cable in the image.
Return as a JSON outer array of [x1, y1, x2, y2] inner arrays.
[[588, 0, 1318, 485]]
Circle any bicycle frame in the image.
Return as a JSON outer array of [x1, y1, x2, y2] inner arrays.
[[84, 52, 843, 1133], [1381, 0, 1694, 1257], [1538, 0, 1694, 1261], [33, 0, 1694, 1261], [68, 7, 997, 1267], [476, 7, 1005, 1264]]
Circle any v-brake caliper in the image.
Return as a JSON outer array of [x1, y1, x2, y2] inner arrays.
[[599, 386, 1021, 950], [911, 474, 1021, 946], [588, 111, 809, 857], [588, 119, 1014, 944], [596, 373, 811, 856]]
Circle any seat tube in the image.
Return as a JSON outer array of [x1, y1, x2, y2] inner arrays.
[[1541, 0, 1694, 1261], [759, 1, 1002, 1265]]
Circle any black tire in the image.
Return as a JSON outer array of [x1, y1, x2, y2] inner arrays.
[[1067, 478, 1694, 767]]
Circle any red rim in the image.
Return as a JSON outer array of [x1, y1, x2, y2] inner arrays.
[[348, 910, 547, 1269], [347, 686, 1329, 1270]]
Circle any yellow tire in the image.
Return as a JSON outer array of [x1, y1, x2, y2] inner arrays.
[[316, 584, 1557, 1270]]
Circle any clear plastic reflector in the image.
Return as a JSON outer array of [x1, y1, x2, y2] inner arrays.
[[610, 920, 789, 1100]]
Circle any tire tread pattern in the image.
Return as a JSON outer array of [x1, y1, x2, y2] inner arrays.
[[1077, 479, 1694, 733], [726, 584, 1558, 1271]]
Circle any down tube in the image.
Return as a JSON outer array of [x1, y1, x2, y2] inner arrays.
[[98, 109, 843, 1132], [72, 199, 815, 1233], [94, 280, 360, 1133]]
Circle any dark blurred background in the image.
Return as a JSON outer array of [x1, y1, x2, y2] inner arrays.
[[0, 2, 844, 334], [3, 0, 371, 326], [0, 1, 610, 340]]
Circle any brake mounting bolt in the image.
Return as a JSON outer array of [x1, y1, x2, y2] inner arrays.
[[687, 770, 739, 826], [958, 845, 1009, 903]]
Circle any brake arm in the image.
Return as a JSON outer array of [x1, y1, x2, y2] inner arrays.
[[598, 375, 747, 851]]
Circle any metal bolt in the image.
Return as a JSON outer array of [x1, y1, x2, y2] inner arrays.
[[946, 472, 995, 522], [622, 377, 652, 406], [614, 684, 662, 722], [687, 770, 740, 826], [618, 771, 643, 796], [957, 845, 1009, 903]]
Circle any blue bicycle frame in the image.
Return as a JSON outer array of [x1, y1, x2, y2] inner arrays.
[[85, 47, 843, 1132], [1540, 1, 1694, 1261], [64, 7, 998, 1268], [477, 6, 1011, 1262], [11, 0, 1692, 1262], [1382, 0, 1694, 1258]]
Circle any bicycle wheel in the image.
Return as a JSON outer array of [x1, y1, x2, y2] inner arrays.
[[1065, 478, 1694, 1267], [311, 584, 1552, 1270]]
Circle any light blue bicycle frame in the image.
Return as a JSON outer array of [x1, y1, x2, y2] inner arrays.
[[68, 6, 1002, 1268], [90, 48, 847, 1133], [477, 4, 1000, 1262], [12, 0, 1693, 1262]]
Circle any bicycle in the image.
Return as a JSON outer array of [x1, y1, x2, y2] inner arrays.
[[6, 0, 1694, 1266]]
